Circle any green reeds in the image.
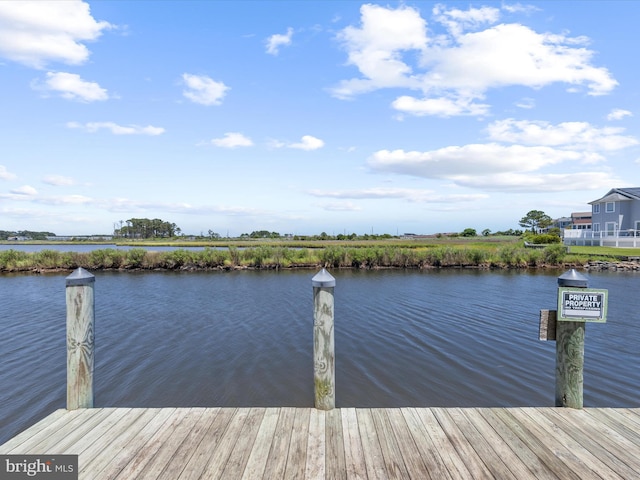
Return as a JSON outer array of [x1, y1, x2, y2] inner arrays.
[[0, 244, 592, 272]]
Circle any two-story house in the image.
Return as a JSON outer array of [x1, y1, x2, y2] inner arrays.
[[563, 188, 640, 246], [589, 187, 640, 236]]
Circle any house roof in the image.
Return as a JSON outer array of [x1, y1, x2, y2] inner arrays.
[[619, 188, 640, 199], [589, 188, 640, 204]]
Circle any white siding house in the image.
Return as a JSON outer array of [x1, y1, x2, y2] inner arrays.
[[564, 188, 640, 247]]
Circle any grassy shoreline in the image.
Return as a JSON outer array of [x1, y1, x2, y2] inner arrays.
[[0, 242, 631, 273]]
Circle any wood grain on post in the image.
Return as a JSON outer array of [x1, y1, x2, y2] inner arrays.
[[312, 268, 335, 410], [555, 321, 584, 408], [66, 267, 95, 409], [555, 269, 588, 409]]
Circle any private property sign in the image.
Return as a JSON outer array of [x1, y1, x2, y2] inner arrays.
[[558, 287, 608, 323]]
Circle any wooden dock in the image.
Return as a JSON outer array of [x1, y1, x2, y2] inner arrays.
[[2, 407, 640, 479]]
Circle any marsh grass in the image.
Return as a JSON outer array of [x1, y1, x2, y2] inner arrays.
[[0, 241, 618, 272]]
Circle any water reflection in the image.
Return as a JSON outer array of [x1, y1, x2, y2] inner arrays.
[[0, 243, 215, 253]]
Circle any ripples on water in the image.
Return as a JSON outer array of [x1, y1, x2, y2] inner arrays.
[[1, 268, 639, 444]]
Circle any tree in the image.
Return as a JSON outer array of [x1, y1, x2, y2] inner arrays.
[[519, 210, 552, 233], [243, 230, 281, 239], [460, 228, 477, 237], [482, 228, 491, 236], [116, 218, 180, 238]]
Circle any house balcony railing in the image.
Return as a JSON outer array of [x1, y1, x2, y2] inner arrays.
[[563, 229, 640, 247]]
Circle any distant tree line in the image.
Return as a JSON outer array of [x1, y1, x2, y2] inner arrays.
[[234, 231, 396, 241], [0, 230, 54, 240], [239, 230, 282, 239], [5, 213, 546, 242], [114, 218, 181, 239]]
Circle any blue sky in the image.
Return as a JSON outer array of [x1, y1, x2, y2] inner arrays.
[[1, 1, 639, 236]]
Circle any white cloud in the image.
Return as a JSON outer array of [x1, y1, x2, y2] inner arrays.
[[266, 27, 293, 55], [368, 144, 587, 178], [515, 97, 536, 109], [182, 73, 229, 106], [0, 190, 94, 204], [43, 174, 75, 186], [66, 121, 165, 135], [11, 185, 37, 196], [366, 116, 638, 193], [318, 202, 363, 212], [210, 132, 253, 148], [0, 165, 17, 180], [101, 197, 268, 216], [606, 108, 632, 121], [501, 3, 541, 15], [32, 72, 109, 102], [40, 194, 93, 205], [392, 95, 489, 117], [288, 135, 325, 150], [431, 24, 615, 95], [0, 0, 112, 68], [332, 4, 427, 98], [452, 171, 620, 192], [331, 4, 617, 116], [310, 187, 488, 203], [487, 119, 638, 151], [433, 4, 500, 37]]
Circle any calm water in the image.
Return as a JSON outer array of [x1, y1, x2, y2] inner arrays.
[[1, 269, 639, 444], [0, 244, 212, 252]]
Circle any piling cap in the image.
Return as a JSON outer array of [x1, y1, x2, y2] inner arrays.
[[66, 267, 95, 286], [557, 268, 588, 288], [312, 268, 336, 288]]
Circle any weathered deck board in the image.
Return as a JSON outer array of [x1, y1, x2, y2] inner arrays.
[[325, 408, 346, 479], [305, 409, 325, 479], [261, 407, 295, 479], [432, 407, 495, 479], [2, 407, 640, 479], [109, 407, 192, 479], [475, 408, 557, 480], [242, 407, 280, 480], [401, 408, 452, 480], [490, 408, 583, 480], [285, 408, 310, 479], [445, 407, 517, 480], [95, 408, 178, 480], [198, 408, 249, 480], [541, 408, 640, 479], [340, 408, 365, 480], [355, 408, 385, 480], [413, 408, 473, 480]]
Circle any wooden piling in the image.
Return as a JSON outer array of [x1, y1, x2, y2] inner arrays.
[[555, 269, 588, 409], [312, 268, 335, 410], [555, 321, 585, 408], [66, 267, 95, 409]]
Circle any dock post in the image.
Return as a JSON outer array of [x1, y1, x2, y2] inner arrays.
[[312, 268, 335, 410], [555, 270, 587, 409], [66, 267, 95, 409]]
